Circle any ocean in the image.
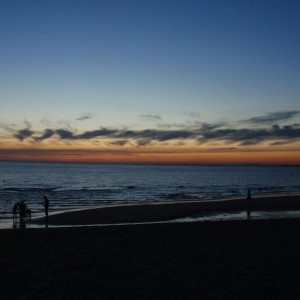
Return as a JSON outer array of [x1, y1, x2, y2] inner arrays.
[[1, 161, 300, 225]]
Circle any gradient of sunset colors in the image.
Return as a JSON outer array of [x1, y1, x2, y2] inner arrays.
[[1, 0, 300, 164]]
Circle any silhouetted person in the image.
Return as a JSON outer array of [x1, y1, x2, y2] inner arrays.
[[26, 207, 31, 219], [12, 202, 19, 221], [19, 201, 27, 221], [246, 189, 252, 219], [43, 196, 49, 221]]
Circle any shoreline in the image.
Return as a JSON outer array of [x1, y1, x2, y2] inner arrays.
[[30, 194, 300, 226]]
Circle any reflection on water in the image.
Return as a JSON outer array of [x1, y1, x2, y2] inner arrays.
[[175, 210, 300, 223], [1, 209, 300, 230], [11, 216, 29, 229]]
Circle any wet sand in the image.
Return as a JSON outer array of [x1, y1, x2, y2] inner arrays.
[[1, 219, 300, 299], [32, 194, 300, 226]]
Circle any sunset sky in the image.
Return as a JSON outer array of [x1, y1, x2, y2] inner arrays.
[[1, 0, 300, 164]]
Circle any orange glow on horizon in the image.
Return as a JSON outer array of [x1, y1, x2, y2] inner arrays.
[[1, 149, 300, 165], [1, 137, 300, 164]]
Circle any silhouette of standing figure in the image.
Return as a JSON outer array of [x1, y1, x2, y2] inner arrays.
[[19, 201, 26, 221], [12, 202, 19, 222], [43, 196, 49, 221], [246, 189, 252, 219]]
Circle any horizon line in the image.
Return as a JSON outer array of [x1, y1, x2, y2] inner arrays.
[[1, 159, 299, 167]]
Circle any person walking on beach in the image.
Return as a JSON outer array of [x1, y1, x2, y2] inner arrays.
[[43, 196, 49, 221], [246, 189, 252, 219]]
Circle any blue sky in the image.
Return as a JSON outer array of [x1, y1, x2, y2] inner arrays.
[[1, 0, 300, 163]]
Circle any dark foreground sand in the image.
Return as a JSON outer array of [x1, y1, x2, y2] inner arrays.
[[1, 219, 300, 300]]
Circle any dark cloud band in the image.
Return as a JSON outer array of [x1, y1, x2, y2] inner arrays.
[[10, 111, 300, 146]]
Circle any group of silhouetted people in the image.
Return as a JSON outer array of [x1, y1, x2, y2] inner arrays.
[[12, 201, 31, 221], [12, 195, 49, 227]]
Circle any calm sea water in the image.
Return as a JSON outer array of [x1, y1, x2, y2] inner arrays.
[[1, 161, 300, 224]]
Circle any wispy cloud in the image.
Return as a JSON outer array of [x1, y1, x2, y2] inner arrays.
[[76, 113, 93, 121], [24, 120, 32, 128], [109, 140, 129, 146], [140, 114, 162, 121], [242, 111, 300, 124], [0, 123, 15, 132], [184, 111, 201, 119]]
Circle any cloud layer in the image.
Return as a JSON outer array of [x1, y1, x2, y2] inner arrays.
[[6, 111, 300, 147]]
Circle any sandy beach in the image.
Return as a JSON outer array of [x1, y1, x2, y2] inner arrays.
[[2, 195, 300, 299], [1, 218, 300, 299], [31, 194, 300, 226]]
